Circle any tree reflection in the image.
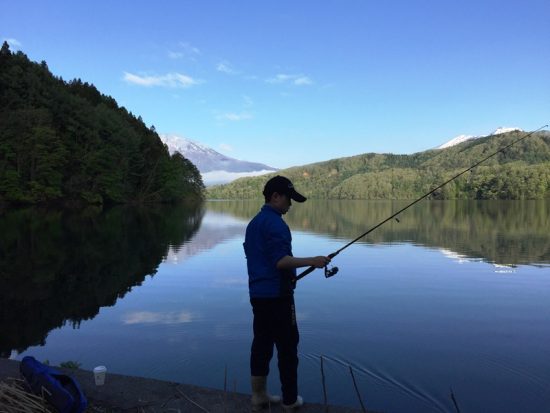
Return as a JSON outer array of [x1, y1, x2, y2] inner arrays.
[[206, 200, 550, 266], [0, 204, 203, 356]]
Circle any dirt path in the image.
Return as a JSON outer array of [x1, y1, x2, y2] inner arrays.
[[0, 358, 374, 412]]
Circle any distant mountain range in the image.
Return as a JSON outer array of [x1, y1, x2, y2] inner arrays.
[[160, 134, 277, 186], [436, 127, 522, 149], [206, 129, 550, 200], [163, 126, 532, 189]]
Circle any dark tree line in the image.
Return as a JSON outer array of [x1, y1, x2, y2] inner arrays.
[[0, 42, 204, 205]]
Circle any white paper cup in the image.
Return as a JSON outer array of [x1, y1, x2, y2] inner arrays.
[[93, 366, 107, 385]]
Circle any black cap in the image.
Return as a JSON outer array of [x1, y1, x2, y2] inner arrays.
[[263, 175, 307, 202]]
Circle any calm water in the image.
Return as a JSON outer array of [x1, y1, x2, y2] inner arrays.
[[1, 200, 550, 413]]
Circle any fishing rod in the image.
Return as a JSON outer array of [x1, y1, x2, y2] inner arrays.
[[293, 123, 549, 284]]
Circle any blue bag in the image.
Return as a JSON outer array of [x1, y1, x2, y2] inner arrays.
[[20, 356, 87, 413]]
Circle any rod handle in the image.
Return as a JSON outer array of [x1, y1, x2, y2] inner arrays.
[[295, 265, 316, 282]]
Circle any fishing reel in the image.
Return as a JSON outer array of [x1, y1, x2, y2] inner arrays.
[[324, 265, 339, 278]]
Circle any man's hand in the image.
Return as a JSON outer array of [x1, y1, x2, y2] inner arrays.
[[309, 256, 331, 268]]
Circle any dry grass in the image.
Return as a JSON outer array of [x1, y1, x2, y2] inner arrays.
[[0, 378, 54, 413]]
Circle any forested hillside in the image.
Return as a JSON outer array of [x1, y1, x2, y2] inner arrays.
[[0, 42, 204, 205], [207, 130, 550, 200]]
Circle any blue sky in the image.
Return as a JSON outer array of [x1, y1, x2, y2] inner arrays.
[[2, 0, 549, 168]]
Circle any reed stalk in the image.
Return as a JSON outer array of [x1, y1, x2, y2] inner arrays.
[[320, 355, 328, 412], [450, 386, 461, 413], [348, 365, 367, 413], [176, 387, 210, 413]]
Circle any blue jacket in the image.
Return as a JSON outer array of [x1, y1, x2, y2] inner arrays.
[[244, 204, 296, 298]]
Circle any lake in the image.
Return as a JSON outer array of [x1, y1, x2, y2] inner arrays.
[[1, 200, 549, 413]]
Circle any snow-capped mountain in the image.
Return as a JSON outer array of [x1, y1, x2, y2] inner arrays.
[[160, 134, 277, 186], [437, 134, 477, 149], [436, 127, 522, 150], [491, 127, 522, 135]]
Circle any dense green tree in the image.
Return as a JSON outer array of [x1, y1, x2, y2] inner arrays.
[[0, 43, 204, 205], [207, 132, 550, 200]]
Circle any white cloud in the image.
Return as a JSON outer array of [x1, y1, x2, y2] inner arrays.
[[123, 72, 199, 88], [294, 76, 312, 85], [266, 73, 313, 86], [217, 61, 238, 74], [3, 38, 21, 48], [216, 112, 252, 121], [219, 143, 234, 152], [266, 74, 293, 84]]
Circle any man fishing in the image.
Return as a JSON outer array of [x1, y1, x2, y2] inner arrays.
[[244, 175, 331, 411]]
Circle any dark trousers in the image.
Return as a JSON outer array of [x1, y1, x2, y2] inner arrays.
[[250, 296, 299, 405]]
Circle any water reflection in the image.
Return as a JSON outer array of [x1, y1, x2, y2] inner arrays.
[[0, 204, 203, 356], [207, 200, 550, 266], [3, 200, 547, 356], [2, 200, 549, 412], [121, 311, 195, 325], [164, 209, 246, 264]]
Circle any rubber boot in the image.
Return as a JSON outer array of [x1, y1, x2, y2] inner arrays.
[[282, 395, 304, 411], [251, 376, 281, 411]]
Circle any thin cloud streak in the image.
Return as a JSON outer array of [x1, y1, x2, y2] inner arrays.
[[266, 73, 313, 86], [179, 42, 201, 58], [179, 41, 201, 55], [3, 38, 21, 47], [294, 76, 312, 85], [167, 41, 201, 62], [217, 61, 238, 74], [123, 72, 200, 88], [216, 112, 253, 121]]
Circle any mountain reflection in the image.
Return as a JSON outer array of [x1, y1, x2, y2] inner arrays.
[[163, 210, 246, 264], [206, 200, 550, 266], [0, 204, 203, 356]]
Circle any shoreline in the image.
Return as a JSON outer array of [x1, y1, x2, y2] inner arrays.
[[0, 358, 372, 412]]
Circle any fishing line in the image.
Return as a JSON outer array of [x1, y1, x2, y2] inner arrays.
[[294, 123, 549, 283]]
